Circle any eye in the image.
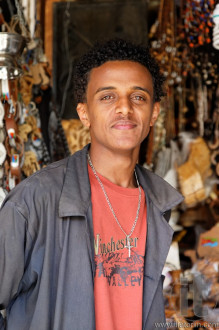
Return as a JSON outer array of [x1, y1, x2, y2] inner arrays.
[[134, 95, 145, 101], [101, 95, 114, 100], [100, 93, 116, 102], [131, 94, 147, 103]]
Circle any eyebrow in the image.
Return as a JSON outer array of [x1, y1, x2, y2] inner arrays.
[[95, 86, 152, 96], [95, 86, 116, 95], [132, 86, 152, 96]]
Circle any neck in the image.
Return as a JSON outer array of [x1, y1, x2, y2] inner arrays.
[[88, 145, 139, 188]]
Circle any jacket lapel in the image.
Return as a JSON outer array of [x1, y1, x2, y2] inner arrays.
[[136, 166, 183, 326], [142, 199, 174, 325]]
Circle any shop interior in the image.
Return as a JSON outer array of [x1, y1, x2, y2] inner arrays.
[[0, 0, 219, 328]]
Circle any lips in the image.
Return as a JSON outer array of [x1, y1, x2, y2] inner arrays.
[[111, 120, 137, 130]]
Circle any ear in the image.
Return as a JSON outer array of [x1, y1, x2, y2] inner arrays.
[[77, 103, 90, 128], [150, 102, 160, 127]]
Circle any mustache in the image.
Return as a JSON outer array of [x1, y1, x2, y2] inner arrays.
[[110, 116, 138, 127]]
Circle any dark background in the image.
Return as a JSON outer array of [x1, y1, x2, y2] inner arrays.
[[52, 1, 149, 119]]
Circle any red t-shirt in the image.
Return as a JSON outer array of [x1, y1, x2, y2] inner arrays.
[[88, 165, 147, 330]]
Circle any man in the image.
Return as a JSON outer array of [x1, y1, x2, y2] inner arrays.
[[0, 39, 183, 330]]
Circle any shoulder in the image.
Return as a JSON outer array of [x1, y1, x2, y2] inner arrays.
[[2, 157, 70, 209], [2, 145, 89, 213]]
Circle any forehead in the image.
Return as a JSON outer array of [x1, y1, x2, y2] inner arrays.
[[87, 60, 153, 90]]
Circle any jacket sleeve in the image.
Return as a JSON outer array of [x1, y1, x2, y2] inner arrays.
[[0, 200, 27, 329]]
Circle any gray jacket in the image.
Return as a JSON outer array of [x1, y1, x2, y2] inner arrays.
[[0, 145, 183, 330]]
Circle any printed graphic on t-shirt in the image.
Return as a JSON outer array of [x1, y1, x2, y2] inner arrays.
[[94, 234, 144, 287]]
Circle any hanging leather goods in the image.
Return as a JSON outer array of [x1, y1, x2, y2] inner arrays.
[[5, 118, 17, 135], [0, 142, 6, 166], [4, 102, 19, 149], [5, 134, 24, 184], [5, 134, 24, 159], [5, 118, 17, 149], [25, 115, 41, 141], [3, 160, 10, 191], [20, 105, 30, 124], [0, 100, 5, 128], [32, 133, 41, 148], [10, 154, 21, 179], [177, 137, 212, 207], [211, 150, 219, 167], [30, 64, 41, 86], [216, 163, 219, 177], [28, 102, 38, 117], [209, 84, 219, 151], [211, 150, 219, 176], [196, 75, 205, 137], [22, 150, 40, 177], [8, 101, 18, 121], [0, 172, 3, 187], [8, 79, 18, 105], [208, 139, 219, 151], [0, 128, 5, 144], [19, 74, 34, 106], [18, 122, 32, 142], [0, 165, 4, 181], [1, 79, 10, 101], [0, 186, 7, 208], [8, 170, 16, 190]]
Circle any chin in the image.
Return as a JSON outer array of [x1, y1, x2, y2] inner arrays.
[[112, 140, 140, 152]]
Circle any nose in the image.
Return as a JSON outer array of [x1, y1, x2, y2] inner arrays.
[[115, 97, 133, 116]]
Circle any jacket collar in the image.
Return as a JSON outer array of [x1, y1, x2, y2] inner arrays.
[[136, 164, 184, 213], [59, 144, 184, 218], [58, 144, 91, 218]]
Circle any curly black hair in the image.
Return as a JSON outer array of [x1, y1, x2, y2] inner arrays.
[[73, 38, 165, 104]]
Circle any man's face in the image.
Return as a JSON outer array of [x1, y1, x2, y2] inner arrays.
[[77, 60, 160, 155]]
